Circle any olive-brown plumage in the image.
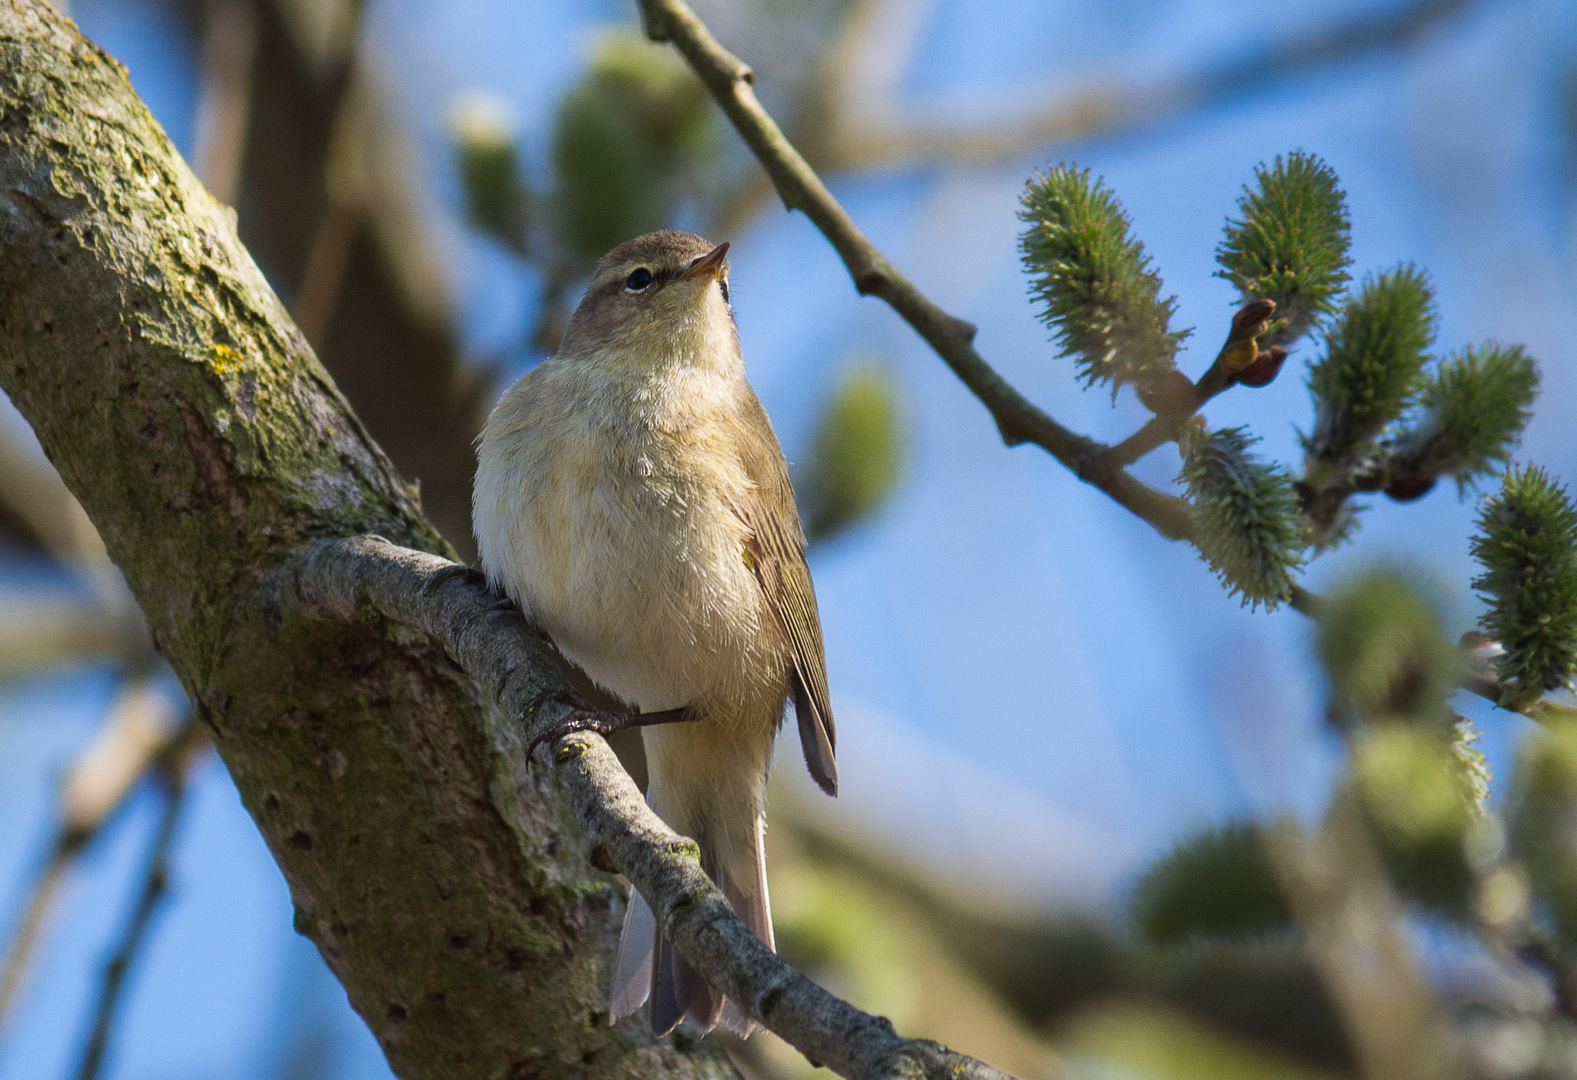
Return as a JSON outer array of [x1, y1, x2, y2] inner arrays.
[[473, 231, 835, 1037]]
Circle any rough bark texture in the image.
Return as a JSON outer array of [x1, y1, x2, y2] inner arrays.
[[281, 536, 1019, 1080], [0, 4, 731, 1076]]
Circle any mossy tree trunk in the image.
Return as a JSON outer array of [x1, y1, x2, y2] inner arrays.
[[0, 3, 732, 1076]]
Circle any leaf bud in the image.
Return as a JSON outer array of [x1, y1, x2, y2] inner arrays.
[[1234, 345, 1289, 388]]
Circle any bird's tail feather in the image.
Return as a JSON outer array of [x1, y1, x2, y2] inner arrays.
[[609, 886, 655, 1020], [716, 815, 772, 1037], [608, 806, 773, 1038]]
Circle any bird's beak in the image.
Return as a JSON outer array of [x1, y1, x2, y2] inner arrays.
[[679, 241, 730, 282]]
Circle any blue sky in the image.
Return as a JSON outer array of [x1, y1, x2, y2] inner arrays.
[[2, 0, 1574, 1076]]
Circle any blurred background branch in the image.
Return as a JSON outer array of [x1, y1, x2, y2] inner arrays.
[[71, 718, 205, 1080], [4, 0, 1575, 1076]]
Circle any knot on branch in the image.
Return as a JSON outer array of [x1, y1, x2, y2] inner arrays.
[[637, 1, 674, 41], [1073, 438, 1115, 482], [853, 264, 889, 295]]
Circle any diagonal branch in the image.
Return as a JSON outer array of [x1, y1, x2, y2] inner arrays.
[[0, 5, 727, 1073], [279, 535, 1018, 1080], [641, 0, 1577, 730], [637, 0, 1194, 544]]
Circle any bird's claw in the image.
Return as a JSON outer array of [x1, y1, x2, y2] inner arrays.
[[421, 562, 488, 596], [525, 708, 614, 762]]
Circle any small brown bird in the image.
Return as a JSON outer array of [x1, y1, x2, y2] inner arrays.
[[473, 231, 836, 1037]]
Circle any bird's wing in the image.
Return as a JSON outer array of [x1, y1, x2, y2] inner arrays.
[[728, 389, 837, 796]]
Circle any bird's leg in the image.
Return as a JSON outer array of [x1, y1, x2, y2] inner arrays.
[[525, 689, 695, 762]]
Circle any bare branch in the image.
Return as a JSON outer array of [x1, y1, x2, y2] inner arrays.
[[639, 0, 1193, 543], [280, 535, 1021, 1080], [0, 682, 191, 1030], [818, 0, 1478, 172], [192, 0, 258, 206], [0, 847, 68, 1027], [73, 720, 205, 1080], [0, 7, 729, 1071], [1271, 798, 1464, 1080]]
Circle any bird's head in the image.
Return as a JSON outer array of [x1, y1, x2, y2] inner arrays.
[[558, 231, 736, 371]]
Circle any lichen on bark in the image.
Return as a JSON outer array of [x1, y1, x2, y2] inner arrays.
[[0, 3, 733, 1076]]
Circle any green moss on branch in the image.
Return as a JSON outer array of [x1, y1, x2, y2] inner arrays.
[[0, 4, 731, 1076]]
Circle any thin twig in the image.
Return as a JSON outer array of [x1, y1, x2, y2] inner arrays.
[[0, 847, 72, 1025], [816, 0, 1477, 174], [1093, 315, 1270, 474], [71, 721, 201, 1080], [639, 0, 1577, 734], [281, 536, 1017, 1080], [72, 720, 203, 1080], [0, 679, 188, 1031], [638, 0, 1193, 545]]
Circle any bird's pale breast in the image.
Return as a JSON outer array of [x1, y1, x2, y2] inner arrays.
[[475, 359, 783, 724]]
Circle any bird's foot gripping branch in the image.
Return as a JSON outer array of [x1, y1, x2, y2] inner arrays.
[[278, 536, 1015, 1080]]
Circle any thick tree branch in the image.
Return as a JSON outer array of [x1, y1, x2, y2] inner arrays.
[[638, 0, 1195, 544], [0, 5, 1018, 1076], [0, 4, 731, 1075], [280, 535, 1019, 1080]]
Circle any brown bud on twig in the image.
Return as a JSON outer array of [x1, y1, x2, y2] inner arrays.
[[1135, 368, 1197, 415], [1230, 298, 1278, 340], [1217, 298, 1278, 377], [1235, 345, 1289, 388], [1384, 475, 1436, 502]]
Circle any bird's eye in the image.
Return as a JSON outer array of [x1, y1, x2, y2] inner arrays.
[[719, 277, 730, 304], [625, 267, 653, 291]]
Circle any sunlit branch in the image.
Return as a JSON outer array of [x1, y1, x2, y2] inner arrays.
[[639, 0, 1195, 544], [281, 535, 1016, 1080], [641, 0, 1577, 735]]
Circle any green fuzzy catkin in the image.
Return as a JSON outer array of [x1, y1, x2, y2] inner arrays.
[[552, 33, 714, 263], [802, 365, 904, 542], [1130, 821, 1291, 946], [1389, 343, 1539, 492], [1453, 717, 1491, 818], [1470, 465, 1577, 707], [1510, 718, 1577, 946], [1352, 725, 1476, 917], [451, 95, 530, 255], [1304, 265, 1437, 467], [1216, 152, 1352, 347], [1178, 427, 1304, 610], [1019, 165, 1189, 392], [1315, 567, 1458, 728]]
